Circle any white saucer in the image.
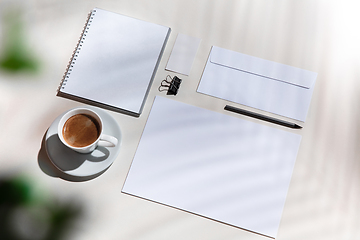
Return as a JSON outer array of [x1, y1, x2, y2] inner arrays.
[[45, 106, 121, 177]]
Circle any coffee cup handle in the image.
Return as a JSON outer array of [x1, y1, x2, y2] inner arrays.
[[98, 134, 118, 147]]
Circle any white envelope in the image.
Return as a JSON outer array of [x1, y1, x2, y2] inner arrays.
[[198, 46, 317, 122]]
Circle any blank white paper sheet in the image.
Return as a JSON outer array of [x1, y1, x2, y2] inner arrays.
[[122, 96, 302, 238], [165, 33, 201, 75]]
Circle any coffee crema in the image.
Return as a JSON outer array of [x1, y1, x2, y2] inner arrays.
[[62, 114, 100, 148]]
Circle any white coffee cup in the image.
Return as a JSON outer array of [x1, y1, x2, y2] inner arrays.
[[58, 108, 118, 154]]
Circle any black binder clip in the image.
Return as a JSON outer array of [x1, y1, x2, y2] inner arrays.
[[158, 75, 182, 95]]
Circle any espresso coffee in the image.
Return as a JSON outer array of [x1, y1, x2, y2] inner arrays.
[[62, 114, 100, 148]]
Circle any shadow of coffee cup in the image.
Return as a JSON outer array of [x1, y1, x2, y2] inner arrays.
[[38, 132, 110, 182]]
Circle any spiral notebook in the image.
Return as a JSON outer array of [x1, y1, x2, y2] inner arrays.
[[122, 96, 302, 238], [57, 8, 171, 117]]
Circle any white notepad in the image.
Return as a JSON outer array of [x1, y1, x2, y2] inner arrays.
[[57, 8, 171, 117], [165, 33, 201, 76], [122, 96, 302, 238]]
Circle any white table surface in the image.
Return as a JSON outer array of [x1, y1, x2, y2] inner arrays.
[[1, 0, 360, 239]]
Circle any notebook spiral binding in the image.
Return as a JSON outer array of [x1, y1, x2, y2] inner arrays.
[[57, 9, 97, 93]]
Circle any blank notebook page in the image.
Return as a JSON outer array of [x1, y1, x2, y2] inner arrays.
[[122, 96, 301, 238]]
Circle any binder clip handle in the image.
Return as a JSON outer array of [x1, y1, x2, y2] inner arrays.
[[158, 75, 182, 96]]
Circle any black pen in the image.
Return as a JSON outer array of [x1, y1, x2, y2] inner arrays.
[[224, 105, 302, 129]]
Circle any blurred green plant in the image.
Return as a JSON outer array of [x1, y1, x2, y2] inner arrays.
[[0, 8, 40, 73], [0, 176, 83, 240]]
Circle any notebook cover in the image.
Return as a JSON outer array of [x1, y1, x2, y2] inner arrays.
[[57, 8, 171, 117]]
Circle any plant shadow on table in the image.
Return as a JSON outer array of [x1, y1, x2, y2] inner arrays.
[[0, 176, 83, 240], [0, 3, 40, 74], [38, 131, 110, 182]]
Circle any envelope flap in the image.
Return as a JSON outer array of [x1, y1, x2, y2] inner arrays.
[[210, 46, 316, 89]]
